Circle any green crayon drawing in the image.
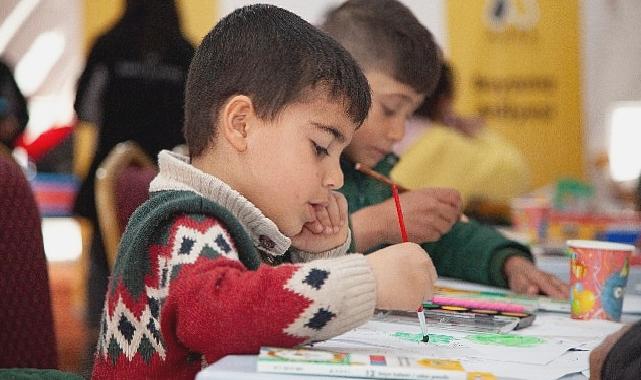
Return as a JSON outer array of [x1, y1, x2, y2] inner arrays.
[[466, 333, 544, 347], [391, 332, 454, 345]]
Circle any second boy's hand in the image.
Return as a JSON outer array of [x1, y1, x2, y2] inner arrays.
[[351, 187, 462, 252], [503, 256, 570, 299], [290, 191, 350, 253]]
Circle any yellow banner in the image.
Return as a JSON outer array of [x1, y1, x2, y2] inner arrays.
[[83, 0, 217, 53], [447, 0, 583, 189]]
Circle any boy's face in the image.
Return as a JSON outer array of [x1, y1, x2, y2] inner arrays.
[[243, 94, 356, 237], [343, 71, 424, 167]]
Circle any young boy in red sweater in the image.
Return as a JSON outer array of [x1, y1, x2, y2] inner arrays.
[[92, 4, 436, 379]]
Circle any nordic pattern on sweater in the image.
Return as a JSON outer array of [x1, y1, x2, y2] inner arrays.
[[92, 151, 376, 379]]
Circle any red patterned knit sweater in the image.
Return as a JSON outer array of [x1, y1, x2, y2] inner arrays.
[[92, 151, 376, 379]]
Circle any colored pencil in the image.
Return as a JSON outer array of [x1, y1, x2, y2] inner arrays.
[[354, 162, 409, 192], [392, 184, 428, 343]]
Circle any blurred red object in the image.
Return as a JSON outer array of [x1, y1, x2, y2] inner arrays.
[[14, 123, 75, 161]]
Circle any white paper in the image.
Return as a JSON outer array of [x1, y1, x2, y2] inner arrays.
[[313, 319, 578, 366], [462, 350, 589, 380], [516, 314, 623, 344]]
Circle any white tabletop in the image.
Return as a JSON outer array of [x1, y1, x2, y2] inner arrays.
[[196, 275, 640, 380]]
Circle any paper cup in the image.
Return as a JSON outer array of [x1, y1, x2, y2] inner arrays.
[[568, 240, 634, 321]]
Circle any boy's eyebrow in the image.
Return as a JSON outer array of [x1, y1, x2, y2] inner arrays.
[[381, 93, 415, 104], [310, 122, 346, 143]]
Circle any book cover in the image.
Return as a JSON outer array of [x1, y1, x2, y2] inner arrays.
[[257, 346, 496, 380]]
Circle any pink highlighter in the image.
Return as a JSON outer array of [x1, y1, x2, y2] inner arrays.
[[430, 296, 529, 314]]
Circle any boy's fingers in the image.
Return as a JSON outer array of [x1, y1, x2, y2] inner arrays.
[[536, 273, 569, 299], [314, 205, 332, 230], [510, 275, 530, 295], [436, 203, 460, 226], [526, 284, 540, 296], [430, 216, 453, 236], [336, 193, 348, 227], [309, 220, 324, 233], [547, 275, 570, 298], [421, 226, 444, 242], [426, 188, 462, 209], [326, 194, 341, 232], [315, 206, 332, 233]]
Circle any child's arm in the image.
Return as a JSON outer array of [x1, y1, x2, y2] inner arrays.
[[422, 220, 568, 298], [156, 214, 376, 362]]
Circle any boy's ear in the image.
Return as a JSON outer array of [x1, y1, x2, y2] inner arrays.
[[219, 95, 255, 152]]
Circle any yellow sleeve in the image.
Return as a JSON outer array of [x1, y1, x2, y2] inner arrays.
[[391, 125, 530, 205]]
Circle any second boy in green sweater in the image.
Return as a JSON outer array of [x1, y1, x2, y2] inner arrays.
[[323, 0, 568, 298]]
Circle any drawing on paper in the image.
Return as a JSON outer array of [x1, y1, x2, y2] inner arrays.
[[466, 333, 544, 347], [391, 332, 455, 345]]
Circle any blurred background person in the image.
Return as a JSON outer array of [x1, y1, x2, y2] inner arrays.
[[72, 0, 194, 371], [0, 59, 29, 150], [392, 61, 530, 216]]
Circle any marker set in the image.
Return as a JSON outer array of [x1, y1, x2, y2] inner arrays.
[[423, 302, 536, 332]]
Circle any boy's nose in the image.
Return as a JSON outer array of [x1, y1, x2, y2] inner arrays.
[[324, 163, 344, 190], [387, 120, 405, 142]]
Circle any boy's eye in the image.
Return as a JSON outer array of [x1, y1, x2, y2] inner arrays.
[[381, 104, 396, 117], [312, 141, 329, 158]]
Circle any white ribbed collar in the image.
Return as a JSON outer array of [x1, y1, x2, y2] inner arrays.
[[149, 150, 291, 256]]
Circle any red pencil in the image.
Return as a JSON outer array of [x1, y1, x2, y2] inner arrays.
[[391, 184, 429, 342], [391, 184, 409, 242]]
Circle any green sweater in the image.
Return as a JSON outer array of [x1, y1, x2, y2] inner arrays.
[[340, 154, 532, 288]]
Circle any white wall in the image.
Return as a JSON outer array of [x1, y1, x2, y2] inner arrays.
[[581, 0, 641, 175], [1, 0, 83, 140]]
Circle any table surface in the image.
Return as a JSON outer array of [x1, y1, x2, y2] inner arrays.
[[196, 273, 641, 380]]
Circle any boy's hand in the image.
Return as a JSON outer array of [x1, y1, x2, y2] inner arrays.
[[503, 256, 569, 299], [366, 242, 437, 311], [381, 188, 462, 244], [290, 191, 349, 253]]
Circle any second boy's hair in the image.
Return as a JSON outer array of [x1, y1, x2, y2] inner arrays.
[[184, 4, 372, 158], [322, 0, 442, 96], [414, 62, 453, 120]]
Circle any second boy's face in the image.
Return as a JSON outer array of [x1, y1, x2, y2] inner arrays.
[[343, 71, 424, 167], [244, 94, 356, 237]]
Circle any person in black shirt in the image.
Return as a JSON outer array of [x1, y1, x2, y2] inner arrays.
[[73, 0, 194, 355]]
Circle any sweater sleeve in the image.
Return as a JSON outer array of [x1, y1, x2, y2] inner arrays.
[[288, 230, 352, 263], [421, 220, 532, 287], [158, 214, 375, 363], [602, 320, 641, 380]]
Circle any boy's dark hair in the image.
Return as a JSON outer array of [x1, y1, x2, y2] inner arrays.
[[322, 0, 442, 96], [184, 4, 371, 158], [414, 62, 453, 119]]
